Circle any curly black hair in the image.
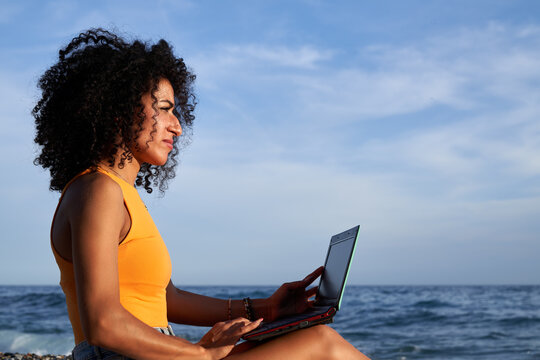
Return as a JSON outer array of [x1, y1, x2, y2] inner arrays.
[[33, 28, 196, 194]]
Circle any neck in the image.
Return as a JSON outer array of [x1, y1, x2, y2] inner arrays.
[[97, 159, 140, 185]]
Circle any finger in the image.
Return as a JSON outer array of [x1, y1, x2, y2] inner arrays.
[[209, 321, 226, 336], [229, 317, 251, 324], [226, 318, 261, 338], [302, 266, 324, 286], [306, 286, 318, 299], [226, 318, 251, 330], [228, 321, 249, 334], [219, 318, 249, 333], [302, 266, 324, 283], [239, 318, 263, 334]]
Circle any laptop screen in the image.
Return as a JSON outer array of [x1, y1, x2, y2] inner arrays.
[[316, 225, 359, 310]]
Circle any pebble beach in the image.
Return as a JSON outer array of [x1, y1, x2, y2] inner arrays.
[[0, 354, 70, 360]]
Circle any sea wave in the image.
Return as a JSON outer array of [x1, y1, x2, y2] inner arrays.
[[411, 299, 455, 308], [1, 285, 539, 359], [0, 330, 73, 356]]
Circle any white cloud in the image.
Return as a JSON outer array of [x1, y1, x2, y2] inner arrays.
[[220, 44, 332, 69], [517, 24, 540, 37], [293, 67, 466, 120], [354, 105, 540, 201], [189, 44, 333, 91], [193, 22, 540, 121]]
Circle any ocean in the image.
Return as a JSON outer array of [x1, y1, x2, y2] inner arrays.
[[0, 285, 539, 359]]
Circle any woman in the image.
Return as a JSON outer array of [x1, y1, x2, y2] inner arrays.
[[33, 28, 370, 360]]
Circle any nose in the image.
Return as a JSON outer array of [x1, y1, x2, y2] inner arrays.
[[169, 114, 182, 137]]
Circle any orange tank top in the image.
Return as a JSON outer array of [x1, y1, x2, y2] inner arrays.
[[51, 168, 172, 345]]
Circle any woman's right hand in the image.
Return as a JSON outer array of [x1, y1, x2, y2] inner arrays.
[[197, 317, 263, 359]]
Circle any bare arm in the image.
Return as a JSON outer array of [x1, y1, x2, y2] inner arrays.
[[166, 281, 269, 326], [69, 174, 254, 360]]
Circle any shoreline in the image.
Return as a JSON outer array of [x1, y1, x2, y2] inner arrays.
[[0, 354, 71, 360]]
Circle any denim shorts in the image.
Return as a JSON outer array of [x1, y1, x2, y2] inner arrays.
[[72, 325, 175, 360]]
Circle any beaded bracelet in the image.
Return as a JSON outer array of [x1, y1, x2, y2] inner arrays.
[[242, 297, 254, 321], [227, 298, 232, 320]]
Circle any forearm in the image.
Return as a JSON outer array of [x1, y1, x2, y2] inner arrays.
[[86, 303, 209, 360], [166, 284, 270, 326]]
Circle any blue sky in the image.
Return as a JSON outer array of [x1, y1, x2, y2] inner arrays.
[[1, 0, 539, 285]]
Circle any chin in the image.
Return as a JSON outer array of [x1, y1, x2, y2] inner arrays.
[[151, 156, 169, 166], [142, 152, 170, 166]]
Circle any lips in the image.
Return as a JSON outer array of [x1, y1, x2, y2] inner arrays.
[[163, 139, 173, 150]]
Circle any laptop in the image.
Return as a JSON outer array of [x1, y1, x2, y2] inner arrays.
[[242, 225, 360, 341]]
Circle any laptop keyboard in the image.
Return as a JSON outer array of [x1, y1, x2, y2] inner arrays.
[[256, 306, 332, 331]]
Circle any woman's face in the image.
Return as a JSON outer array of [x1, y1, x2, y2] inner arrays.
[[131, 78, 182, 166]]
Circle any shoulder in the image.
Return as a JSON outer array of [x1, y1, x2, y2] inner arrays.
[[63, 171, 124, 217]]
